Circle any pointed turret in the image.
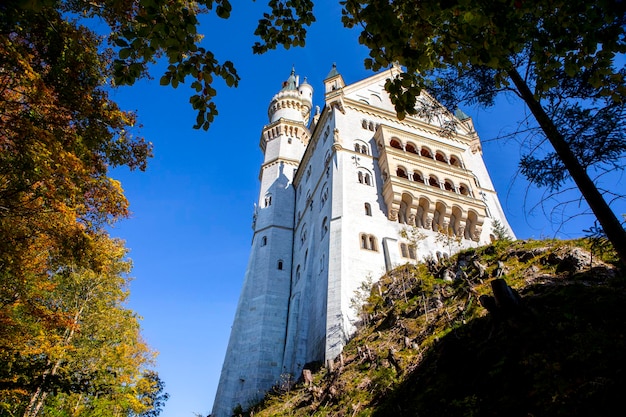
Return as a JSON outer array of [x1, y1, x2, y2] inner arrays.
[[268, 68, 313, 125]]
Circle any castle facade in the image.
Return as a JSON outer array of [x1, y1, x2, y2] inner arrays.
[[211, 66, 514, 416]]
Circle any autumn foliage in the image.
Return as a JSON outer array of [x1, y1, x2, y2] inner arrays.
[[0, 3, 165, 416]]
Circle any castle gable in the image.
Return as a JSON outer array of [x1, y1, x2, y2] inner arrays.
[[342, 71, 473, 136], [343, 71, 397, 113]]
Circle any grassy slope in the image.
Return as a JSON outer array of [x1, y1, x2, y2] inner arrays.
[[243, 239, 626, 417]]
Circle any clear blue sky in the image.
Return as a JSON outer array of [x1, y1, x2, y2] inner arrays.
[[106, 4, 625, 417]]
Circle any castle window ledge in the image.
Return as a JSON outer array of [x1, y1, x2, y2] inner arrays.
[[384, 150, 468, 172], [383, 177, 486, 208]]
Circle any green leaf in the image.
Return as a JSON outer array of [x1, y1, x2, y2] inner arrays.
[[119, 48, 131, 60]]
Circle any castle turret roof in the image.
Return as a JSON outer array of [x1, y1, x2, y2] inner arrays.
[[281, 66, 298, 90], [325, 63, 339, 80]]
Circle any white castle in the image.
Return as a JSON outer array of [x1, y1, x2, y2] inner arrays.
[[211, 66, 514, 416]]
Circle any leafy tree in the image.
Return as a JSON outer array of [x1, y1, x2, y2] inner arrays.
[[0, 234, 165, 417], [491, 219, 512, 243], [3, 0, 240, 130], [335, 0, 626, 265], [0, 2, 172, 415]]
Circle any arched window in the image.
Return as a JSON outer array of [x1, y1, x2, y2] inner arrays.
[[429, 176, 440, 188], [300, 225, 307, 246], [450, 155, 462, 167], [277, 260, 284, 270], [264, 194, 272, 207], [413, 171, 424, 183], [364, 202, 372, 216], [359, 170, 372, 185], [421, 147, 433, 158], [396, 167, 409, 179], [390, 138, 403, 150], [261, 236, 267, 246], [405, 142, 418, 154], [368, 121, 375, 131], [369, 235, 377, 251], [320, 184, 329, 208], [321, 217, 328, 237], [296, 265, 301, 281], [435, 152, 447, 163], [466, 210, 479, 241], [408, 245, 417, 260], [362, 119, 368, 129], [450, 206, 463, 236], [433, 202, 446, 232], [459, 184, 470, 196], [444, 180, 454, 192], [354, 142, 369, 155], [360, 233, 378, 251]]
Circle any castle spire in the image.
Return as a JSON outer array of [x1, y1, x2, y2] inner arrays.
[[269, 67, 313, 125]]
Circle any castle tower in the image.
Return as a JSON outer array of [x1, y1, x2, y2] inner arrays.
[[211, 69, 311, 417], [212, 66, 514, 416]]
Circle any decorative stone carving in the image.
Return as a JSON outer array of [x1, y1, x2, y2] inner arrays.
[[407, 214, 416, 226], [389, 209, 399, 221], [473, 225, 483, 241]]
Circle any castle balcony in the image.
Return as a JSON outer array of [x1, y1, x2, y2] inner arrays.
[[375, 124, 487, 241]]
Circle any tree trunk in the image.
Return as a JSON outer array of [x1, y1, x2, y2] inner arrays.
[[507, 67, 626, 267], [23, 304, 85, 417]]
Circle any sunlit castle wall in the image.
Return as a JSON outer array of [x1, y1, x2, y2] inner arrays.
[[212, 66, 515, 417], [211, 70, 311, 417]]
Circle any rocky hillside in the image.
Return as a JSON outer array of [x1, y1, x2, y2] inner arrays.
[[239, 239, 625, 417]]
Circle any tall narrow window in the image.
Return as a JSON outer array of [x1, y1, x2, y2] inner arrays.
[[364, 202, 372, 216], [300, 226, 307, 247], [321, 217, 328, 237], [360, 233, 378, 251], [277, 260, 284, 270], [264, 194, 272, 207], [369, 236, 377, 251], [261, 236, 267, 246], [296, 265, 301, 281]]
